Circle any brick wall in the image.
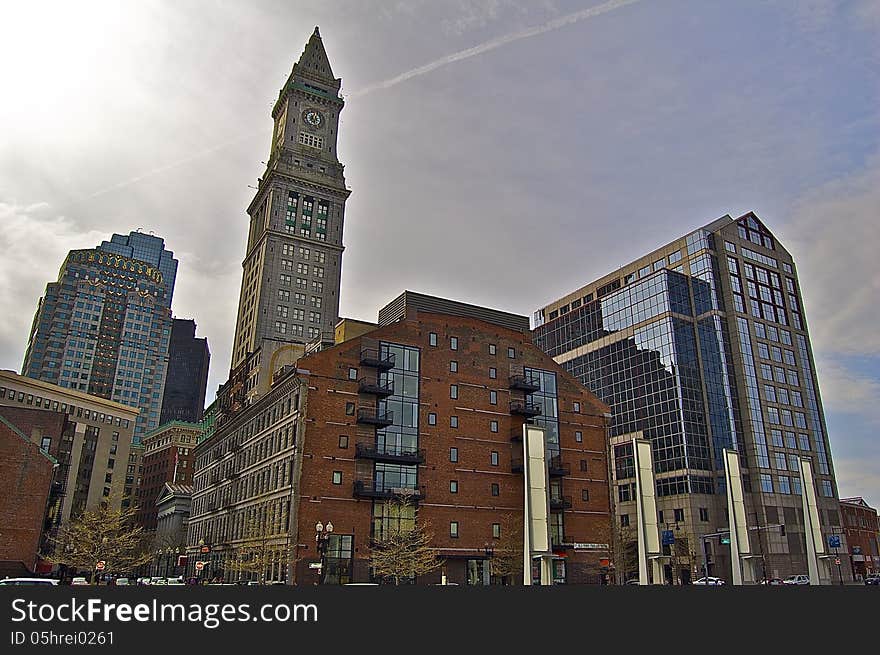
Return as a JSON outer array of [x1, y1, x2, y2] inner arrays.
[[0, 420, 55, 571], [293, 310, 612, 584]]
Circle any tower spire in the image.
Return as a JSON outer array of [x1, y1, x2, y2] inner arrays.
[[294, 24, 335, 82]]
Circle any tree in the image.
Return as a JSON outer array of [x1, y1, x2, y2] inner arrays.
[[45, 503, 152, 580], [369, 493, 443, 585], [487, 514, 524, 584]]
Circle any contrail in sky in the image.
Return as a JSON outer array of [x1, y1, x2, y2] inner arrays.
[[73, 0, 640, 205], [348, 0, 641, 99]]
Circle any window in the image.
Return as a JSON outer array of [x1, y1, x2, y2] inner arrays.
[[489, 390, 497, 405], [429, 332, 437, 346], [274, 321, 287, 334], [575, 431, 582, 443], [450, 480, 458, 494], [490, 420, 498, 433], [450, 385, 458, 399], [579, 459, 588, 472], [450, 447, 458, 462], [492, 523, 501, 539], [760, 474, 773, 493], [450, 361, 458, 372], [490, 451, 499, 466], [40, 437, 51, 451], [345, 402, 355, 416], [699, 508, 709, 522], [491, 483, 499, 497], [278, 289, 290, 302], [507, 347, 515, 359], [450, 336, 458, 350], [338, 435, 348, 449], [621, 515, 630, 528], [348, 367, 358, 380], [582, 489, 590, 502], [428, 413, 437, 426], [298, 132, 324, 149], [450, 416, 459, 428], [450, 522, 459, 538], [489, 344, 496, 355], [332, 471, 342, 485], [674, 508, 685, 522]]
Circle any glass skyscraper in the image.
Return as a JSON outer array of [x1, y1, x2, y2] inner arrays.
[[23, 231, 178, 444], [533, 212, 846, 583]]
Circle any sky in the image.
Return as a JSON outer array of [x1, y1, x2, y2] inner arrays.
[[0, 0, 877, 506]]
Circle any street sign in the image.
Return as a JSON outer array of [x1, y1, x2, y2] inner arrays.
[[661, 530, 675, 546], [720, 534, 731, 545], [200, 545, 210, 553], [309, 562, 323, 569], [195, 561, 205, 571], [834, 558, 841, 565], [828, 535, 841, 548], [95, 561, 106, 571], [572, 543, 609, 550]]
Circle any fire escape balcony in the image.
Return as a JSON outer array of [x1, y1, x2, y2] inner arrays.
[[355, 442, 425, 464], [356, 408, 394, 427], [550, 495, 573, 510], [509, 374, 541, 393], [509, 400, 542, 417], [358, 377, 395, 397], [352, 480, 426, 501], [359, 348, 396, 370]]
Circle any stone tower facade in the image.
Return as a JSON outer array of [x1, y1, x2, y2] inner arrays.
[[230, 27, 349, 381]]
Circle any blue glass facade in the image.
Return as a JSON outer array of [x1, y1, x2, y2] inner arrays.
[[23, 232, 177, 444], [536, 268, 740, 495]]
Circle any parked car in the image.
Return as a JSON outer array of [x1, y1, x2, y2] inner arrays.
[[761, 577, 784, 585], [136, 577, 152, 586], [0, 577, 58, 586], [625, 578, 640, 585], [150, 577, 168, 585], [166, 577, 185, 585], [863, 573, 879, 586], [783, 574, 810, 585], [693, 576, 725, 585], [71, 577, 89, 586], [113, 577, 130, 586]]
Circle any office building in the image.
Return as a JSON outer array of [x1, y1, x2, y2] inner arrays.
[[160, 319, 210, 424], [533, 212, 846, 582], [0, 369, 140, 574], [136, 421, 201, 531], [22, 230, 178, 444], [228, 27, 348, 407], [187, 293, 613, 584]]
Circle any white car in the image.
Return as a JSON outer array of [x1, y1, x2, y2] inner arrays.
[[115, 578, 130, 586], [71, 577, 89, 586], [693, 576, 726, 585], [0, 577, 58, 586], [783, 574, 810, 585]]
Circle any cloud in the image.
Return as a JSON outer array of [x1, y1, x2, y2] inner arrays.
[[0, 202, 106, 369]]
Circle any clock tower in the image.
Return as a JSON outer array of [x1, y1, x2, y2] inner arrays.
[[230, 27, 350, 384]]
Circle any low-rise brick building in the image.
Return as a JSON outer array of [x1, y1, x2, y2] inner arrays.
[[188, 293, 612, 584], [840, 497, 880, 579], [0, 414, 56, 573], [136, 421, 201, 531]]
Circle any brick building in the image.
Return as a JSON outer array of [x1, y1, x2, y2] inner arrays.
[[188, 293, 612, 584], [136, 421, 201, 531], [0, 413, 56, 573], [839, 497, 880, 579], [0, 370, 139, 522]]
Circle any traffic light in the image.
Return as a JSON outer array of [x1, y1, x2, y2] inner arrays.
[[779, 524, 785, 537]]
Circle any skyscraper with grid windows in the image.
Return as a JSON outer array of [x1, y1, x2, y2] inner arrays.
[[532, 212, 847, 583], [22, 231, 177, 445], [227, 27, 348, 405]]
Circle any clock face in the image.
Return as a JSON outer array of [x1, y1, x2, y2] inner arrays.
[[304, 110, 324, 128]]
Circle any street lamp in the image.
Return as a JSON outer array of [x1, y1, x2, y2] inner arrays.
[[484, 543, 495, 586], [315, 521, 333, 585]]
